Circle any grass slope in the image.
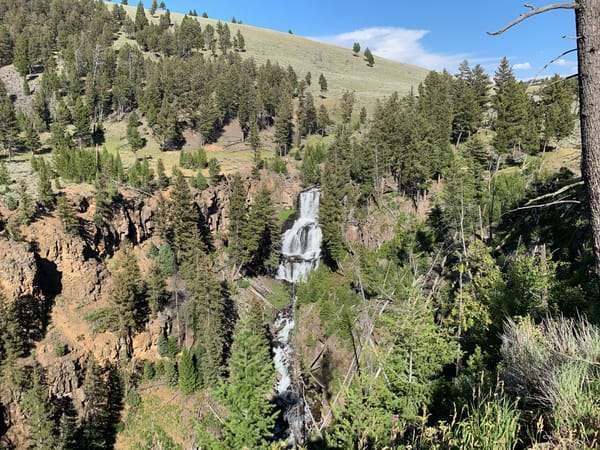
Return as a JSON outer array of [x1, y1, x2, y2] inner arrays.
[[109, 2, 429, 105]]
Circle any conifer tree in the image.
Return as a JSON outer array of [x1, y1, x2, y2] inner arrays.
[[492, 57, 539, 154], [364, 47, 374, 66], [353, 42, 361, 55], [0, 79, 19, 159], [37, 159, 53, 207], [56, 196, 79, 235], [135, 1, 149, 32], [178, 348, 199, 394], [228, 173, 247, 263], [217, 306, 277, 449], [108, 248, 146, 356], [81, 353, 108, 450], [13, 34, 30, 76], [339, 90, 355, 124], [539, 74, 576, 150], [318, 72, 328, 97], [241, 188, 279, 275], [17, 180, 34, 225], [275, 94, 293, 156], [150, 0, 158, 16], [146, 261, 169, 317], [22, 365, 57, 450], [127, 111, 144, 153], [182, 248, 225, 386], [72, 96, 91, 149], [170, 168, 202, 262], [22, 77, 30, 96], [156, 158, 169, 189]]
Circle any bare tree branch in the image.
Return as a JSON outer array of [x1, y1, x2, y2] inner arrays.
[[533, 48, 577, 79], [488, 3, 578, 36]]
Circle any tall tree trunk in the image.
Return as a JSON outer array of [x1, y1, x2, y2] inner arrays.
[[576, 0, 600, 278]]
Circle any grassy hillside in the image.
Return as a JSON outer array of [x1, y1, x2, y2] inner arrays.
[[110, 2, 429, 109]]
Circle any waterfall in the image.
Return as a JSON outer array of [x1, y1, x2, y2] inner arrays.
[[276, 187, 322, 283], [272, 187, 322, 446]]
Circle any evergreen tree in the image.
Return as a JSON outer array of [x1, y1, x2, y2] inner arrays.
[[228, 173, 247, 263], [150, 0, 158, 15], [182, 249, 225, 386], [154, 97, 184, 150], [135, 1, 149, 32], [318, 72, 328, 96], [22, 77, 30, 96], [216, 306, 277, 449], [364, 47, 375, 66], [156, 158, 170, 189], [249, 120, 261, 163], [17, 180, 34, 225], [56, 196, 79, 235], [22, 115, 41, 155], [13, 34, 30, 76], [339, 90, 355, 124], [81, 353, 109, 450], [72, 96, 91, 149], [317, 104, 331, 136], [170, 168, 202, 262], [539, 74, 576, 150], [353, 42, 361, 55], [0, 79, 19, 159], [22, 365, 57, 450], [127, 111, 144, 153], [0, 160, 9, 185], [241, 188, 280, 275], [0, 25, 12, 66], [37, 159, 53, 207], [208, 157, 221, 184], [178, 348, 199, 394], [146, 261, 169, 316], [492, 57, 539, 154], [274, 94, 293, 156], [108, 249, 146, 357]]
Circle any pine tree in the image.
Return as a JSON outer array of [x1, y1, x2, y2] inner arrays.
[[72, 96, 91, 149], [217, 306, 277, 449], [0, 160, 9, 185], [539, 74, 576, 150], [492, 57, 539, 154], [127, 111, 144, 153], [318, 73, 328, 97], [364, 47, 374, 66], [22, 365, 57, 450], [108, 248, 146, 356], [241, 188, 280, 275], [182, 249, 225, 386], [170, 168, 202, 261], [150, 0, 158, 15], [146, 261, 169, 317], [37, 159, 53, 207], [339, 90, 355, 124], [135, 1, 149, 32], [0, 79, 19, 159], [56, 196, 79, 235], [178, 348, 199, 394], [274, 94, 293, 156], [81, 353, 108, 450], [17, 180, 34, 225], [353, 42, 361, 55], [228, 173, 247, 263], [13, 34, 30, 76], [156, 158, 169, 189]]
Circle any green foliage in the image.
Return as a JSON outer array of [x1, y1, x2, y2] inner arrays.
[[501, 317, 600, 446], [364, 47, 374, 66], [269, 154, 288, 175], [227, 173, 246, 262], [17, 180, 34, 225], [157, 242, 176, 276], [0, 161, 9, 185], [198, 306, 278, 449], [146, 262, 169, 317], [240, 188, 280, 275], [156, 158, 170, 189], [142, 360, 155, 381], [189, 170, 208, 190], [127, 112, 144, 153], [179, 148, 207, 170], [128, 158, 155, 192], [22, 366, 58, 449], [207, 157, 221, 184], [178, 348, 199, 394]]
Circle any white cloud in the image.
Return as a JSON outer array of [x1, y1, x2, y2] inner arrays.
[[306, 27, 469, 71], [512, 62, 532, 70]]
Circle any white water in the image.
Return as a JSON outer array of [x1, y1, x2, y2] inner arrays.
[[272, 187, 322, 446], [276, 188, 322, 283]]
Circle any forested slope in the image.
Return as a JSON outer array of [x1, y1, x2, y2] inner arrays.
[[0, 1, 598, 449]]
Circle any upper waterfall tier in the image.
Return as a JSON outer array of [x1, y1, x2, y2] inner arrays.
[[276, 188, 322, 283]]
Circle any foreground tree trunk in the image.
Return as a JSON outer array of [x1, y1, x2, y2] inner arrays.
[[575, 0, 600, 277]]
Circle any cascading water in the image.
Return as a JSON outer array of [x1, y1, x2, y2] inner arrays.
[[276, 187, 322, 283], [272, 187, 322, 446]]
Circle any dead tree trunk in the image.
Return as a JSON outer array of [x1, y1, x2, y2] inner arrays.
[[575, 0, 600, 278]]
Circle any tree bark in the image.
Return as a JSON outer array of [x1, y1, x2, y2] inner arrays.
[[576, 0, 600, 277]]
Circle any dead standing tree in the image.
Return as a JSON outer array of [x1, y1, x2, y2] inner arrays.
[[489, 1, 600, 280]]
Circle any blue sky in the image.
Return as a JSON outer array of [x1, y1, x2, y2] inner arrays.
[[161, 0, 577, 79]]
